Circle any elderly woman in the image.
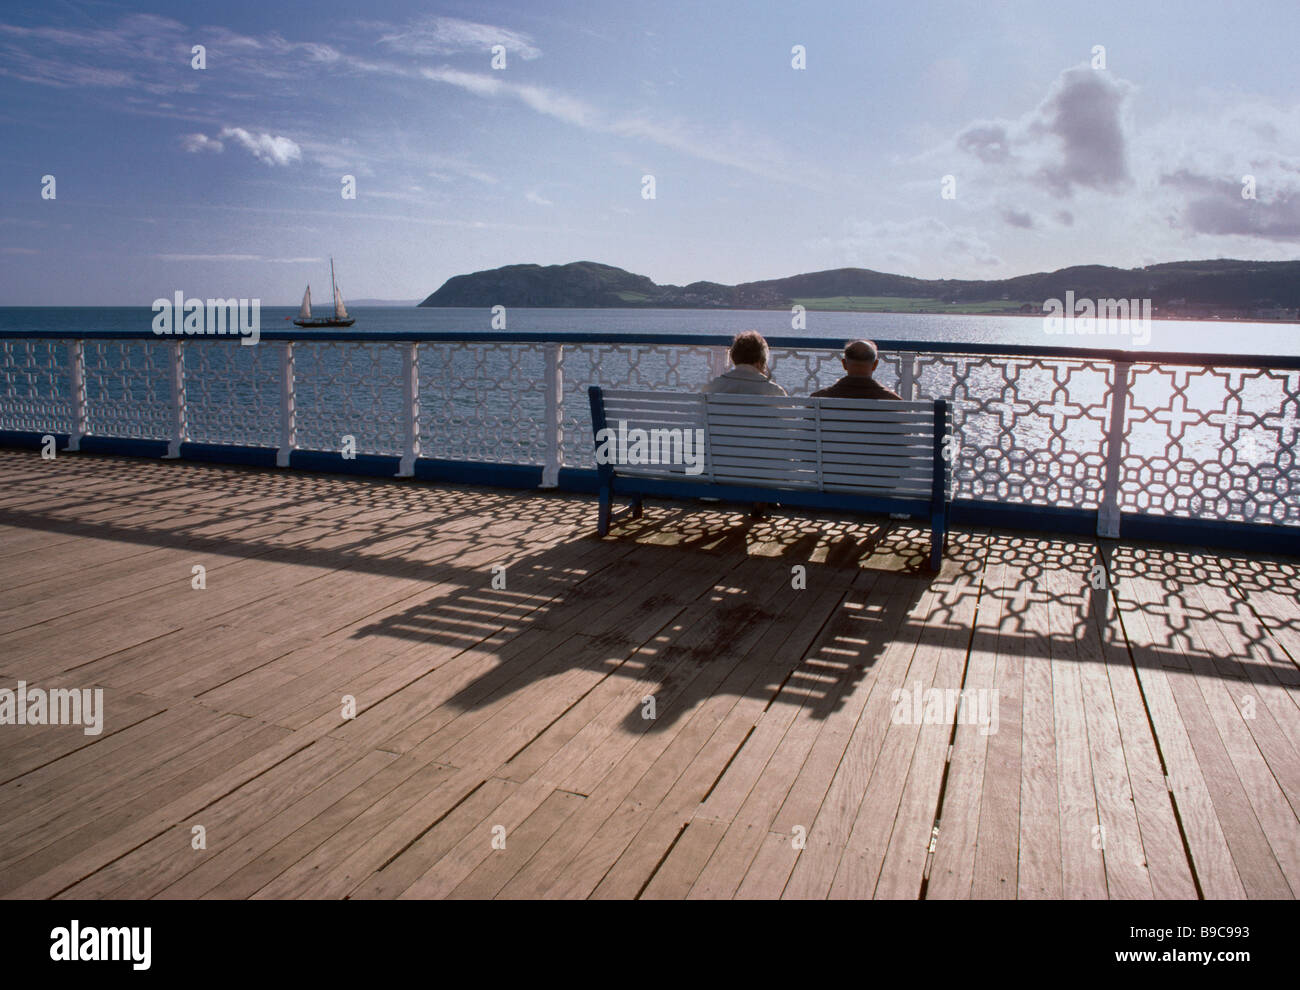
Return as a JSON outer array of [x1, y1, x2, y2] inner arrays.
[[704, 331, 787, 395]]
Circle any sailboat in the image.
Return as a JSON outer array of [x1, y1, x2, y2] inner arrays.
[[293, 258, 355, 327]]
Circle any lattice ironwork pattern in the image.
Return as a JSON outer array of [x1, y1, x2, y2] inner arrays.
[[913, 353, 1114, 506], [767, 346, 906, 397], [183, 341, 281, 448], [1121, 364, 1299, 524], [0, 339, 71, 434], [560, 343, 720, 467], [293, 342, 405, 455], [419, 342, 548, 464], [83, 340, 173, 440]]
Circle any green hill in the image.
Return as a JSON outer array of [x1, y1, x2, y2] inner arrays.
[[418, 259, 1300, 315]]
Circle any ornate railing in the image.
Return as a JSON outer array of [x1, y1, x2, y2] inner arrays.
[[1, 329, 1297, 546]]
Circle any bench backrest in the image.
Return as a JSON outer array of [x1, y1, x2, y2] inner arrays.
[[591, 388, 952, 499]]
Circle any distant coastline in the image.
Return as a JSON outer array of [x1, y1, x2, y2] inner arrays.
[[417, 259, 1300, 324]]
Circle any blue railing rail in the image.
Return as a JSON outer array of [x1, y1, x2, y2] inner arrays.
[[1, 328, 1297, 557], [2, 327, 1299, 370]]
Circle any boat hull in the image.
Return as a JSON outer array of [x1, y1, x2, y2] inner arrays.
[[293, 318, 356, 327]]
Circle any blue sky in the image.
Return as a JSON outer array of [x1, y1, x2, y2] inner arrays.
[[2, 0, 1299, 304]]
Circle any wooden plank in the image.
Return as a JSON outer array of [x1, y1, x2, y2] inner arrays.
[[248, 763, 481, 899], [2, 721, 295, 897], [153, 749, 399, 898], [1047, 559, 1157, 899], [970, 537, 1027, 899], [1115, 548, 1295, 897], [57, 737, 365, 898], [683, 576, 891, 899], [1188, 577, 1300, 815], [926, 556, 1005, 898], [639, 820, 729, 899], [784, 569, 960, 899], [1014, 535, 1063, 899], [197, 758, 455, 899], [1106, 545, 1248, 899], [539, 561, 838, 899], [736, 574, 937, 898], [446, 788, 587, 899], [849, 534, 988, 899], [1045, 558, 1109, 899], [351, 776, 522, 899], [502, 573, 856, 899]]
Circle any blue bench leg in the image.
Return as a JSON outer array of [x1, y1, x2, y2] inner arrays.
[[631, 494, 643, 519], [598, 483, 612, 536], [929, 510, 945, 571]]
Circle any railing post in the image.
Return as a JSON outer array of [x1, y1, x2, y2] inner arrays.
[[277, 341, 295, 468], [541, 343, 563, 488], [1097, 360, 1132, 538], [68, 339, 87, 451], [898, 350, 918, 399], [164, 340, 186, 459], [398, 341, 420, 477]]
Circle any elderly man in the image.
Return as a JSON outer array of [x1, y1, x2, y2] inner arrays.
[[705, 330, 787, 395], [812, 339, 901, 400]]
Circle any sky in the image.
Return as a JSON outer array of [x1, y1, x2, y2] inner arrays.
[[1, 0, 1299, 304]]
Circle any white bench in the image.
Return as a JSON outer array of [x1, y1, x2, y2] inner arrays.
[[588, 387, 953, 568]]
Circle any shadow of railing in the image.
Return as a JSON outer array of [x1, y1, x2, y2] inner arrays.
[[1, 449, 1296, 739]]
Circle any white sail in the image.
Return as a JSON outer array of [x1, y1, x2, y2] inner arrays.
[[333, 284, 348, 320], [299, 286, 312, 320]]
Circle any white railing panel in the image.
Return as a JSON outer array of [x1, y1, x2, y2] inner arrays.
[[292, 341, 406, 456], [914, 353, 1114, 508], [418, 341, 548, 464], [1122, 364, 1299, 524], [0, 339, 71, 435], [82, 340, 173, 440], [184, 340, 281, 448]]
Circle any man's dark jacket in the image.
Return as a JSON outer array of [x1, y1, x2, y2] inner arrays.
[[811, 375, 902, 400]]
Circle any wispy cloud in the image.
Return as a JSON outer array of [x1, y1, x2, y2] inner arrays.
[[420, 67, 821, 188], [154, 254, 322, 262], [372, 15, 541, 59]]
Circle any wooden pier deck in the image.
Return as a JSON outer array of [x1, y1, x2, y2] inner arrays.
[[0, 448, 1296, 899]]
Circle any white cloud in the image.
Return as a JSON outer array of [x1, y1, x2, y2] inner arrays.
[[181, 133, 223, 153], [217, 127, 301, 166], [525, 190, 554, 206], [926, 61, 1300, 267], [953, 65, 1133, 200]]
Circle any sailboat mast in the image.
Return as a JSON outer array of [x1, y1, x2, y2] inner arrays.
[[330, 257, 336, 300]]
